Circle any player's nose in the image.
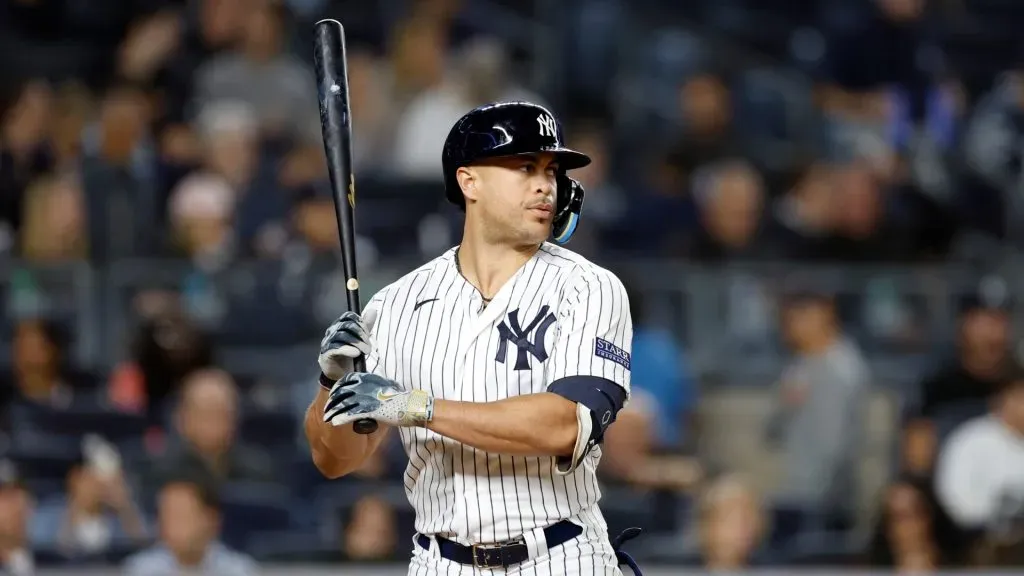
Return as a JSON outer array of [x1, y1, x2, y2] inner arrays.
[[533, 176, 555, 198]]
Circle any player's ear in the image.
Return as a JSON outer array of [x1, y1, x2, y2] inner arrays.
[[456, 166, 479, 203]]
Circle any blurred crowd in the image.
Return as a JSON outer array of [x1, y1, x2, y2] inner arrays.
[[1, 0, 1024, 573]]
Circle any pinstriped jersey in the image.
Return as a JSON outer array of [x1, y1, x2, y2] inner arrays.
[[361, 242, 632, 546]]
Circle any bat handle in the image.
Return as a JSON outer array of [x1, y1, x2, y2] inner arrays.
[[351, 356, 379, 434]]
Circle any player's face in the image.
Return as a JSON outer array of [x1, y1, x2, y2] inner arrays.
[[468, 153, 559, 246]]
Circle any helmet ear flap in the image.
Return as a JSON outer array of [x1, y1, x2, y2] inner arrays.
[[552, 173, 585, 245]]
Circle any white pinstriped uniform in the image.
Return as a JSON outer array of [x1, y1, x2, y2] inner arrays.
[[361, 242, 632, 575]]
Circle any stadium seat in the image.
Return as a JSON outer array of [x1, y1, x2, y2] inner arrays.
[[219, 489, 293, 551], [11, 448, 79, 484], [239, 410, 297, 452], [244, 529, 330, 560]]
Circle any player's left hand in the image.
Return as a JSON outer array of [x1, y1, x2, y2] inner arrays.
[[324, 372, 434, 428]]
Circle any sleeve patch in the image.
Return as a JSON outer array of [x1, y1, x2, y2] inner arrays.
[[595, 337, 630, 370]]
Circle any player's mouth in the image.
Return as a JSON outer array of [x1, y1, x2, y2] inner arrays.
[[529, 203, 553, 217]]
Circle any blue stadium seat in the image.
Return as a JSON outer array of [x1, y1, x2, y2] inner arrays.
[[244, 529, 328, 560], [219, 484, 294, 551], [11, 402, 148, 444], [239, 410, 297, 452], [10, 448, 80, 484]]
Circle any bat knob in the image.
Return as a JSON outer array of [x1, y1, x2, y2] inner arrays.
[[353, 419, 378, 434]]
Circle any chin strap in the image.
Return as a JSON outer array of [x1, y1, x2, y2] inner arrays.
[[612, 527, 644, 575]]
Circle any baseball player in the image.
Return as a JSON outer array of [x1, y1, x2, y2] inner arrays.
[[304, 102, 641, 575]]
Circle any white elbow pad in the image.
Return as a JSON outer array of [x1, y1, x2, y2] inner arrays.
[[554, 402, 595, 475]]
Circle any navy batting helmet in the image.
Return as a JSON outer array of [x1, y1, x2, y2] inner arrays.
[[441, 101, 590, 245]]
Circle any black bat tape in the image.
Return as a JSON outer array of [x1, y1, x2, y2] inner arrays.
[[314, 18, 377, 435]]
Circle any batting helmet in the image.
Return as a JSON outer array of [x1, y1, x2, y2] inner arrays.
[[441, 101, 590, 245]]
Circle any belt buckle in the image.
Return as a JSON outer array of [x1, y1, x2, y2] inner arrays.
[[472, 537, 524, 569]]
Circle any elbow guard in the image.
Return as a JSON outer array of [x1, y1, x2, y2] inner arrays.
[[548, 376, 627, 474]]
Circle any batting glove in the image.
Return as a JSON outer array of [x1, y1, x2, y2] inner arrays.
[[323, 372, 434, 428], [318, 308, 378, 383]]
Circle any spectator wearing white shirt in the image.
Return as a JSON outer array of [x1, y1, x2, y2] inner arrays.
[[935, 367, 1024, 538]]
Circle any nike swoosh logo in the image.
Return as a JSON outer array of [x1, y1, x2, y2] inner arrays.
[[413, 298, 439, 311], [376, 390, 401, 402]]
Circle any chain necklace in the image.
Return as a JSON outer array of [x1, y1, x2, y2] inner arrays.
[[455, 248, 492, 308]]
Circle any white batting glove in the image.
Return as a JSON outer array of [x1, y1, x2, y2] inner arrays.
[[318, 308, 378, 382], [323, 372, 434, 428]]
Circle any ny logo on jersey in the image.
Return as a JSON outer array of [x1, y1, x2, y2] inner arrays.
[[495, 305, 557, 371], [536, 114, 557, 138]]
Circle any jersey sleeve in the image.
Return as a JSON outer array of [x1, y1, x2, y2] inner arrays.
[[547, 268, 633, 475], [547, 268, 633, 394]]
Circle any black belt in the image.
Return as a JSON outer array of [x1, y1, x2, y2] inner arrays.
[[416, 519, 583, 569]]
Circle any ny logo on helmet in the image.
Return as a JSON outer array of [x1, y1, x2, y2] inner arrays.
[[536, 114, 557, 138], [495, 306, 556, 370]]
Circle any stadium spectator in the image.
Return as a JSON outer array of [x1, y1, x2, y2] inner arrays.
[[194, 1, 319, 148], [0, 80, 54, 257], [963, 63, 1024, 243], [18, 171, 89, 263], [768, 279, 870, 527], [107, 303, 215, 421], [393, 36, 544, 179], [148, 369, 274, 491], [826, 161, 916, 262], [344, 47, 401, 175], [665, 72, 744, 185], [80, 81, 160, 262], [685, 159, 770, 261], [866, 476, 963, 570], [1, 319, 94, 424], [0, 459, 34, 576], [340, 495, 399, 561], [904, 277, 1013, 476], [123, 474, 256, 576], [121, 0, 249, 125], [696, 474, 769, 569], [934, 366, 1024, 539], [765, 162, 837, 260], [167, 170, 239, 266], [30, 450, 148, 557]]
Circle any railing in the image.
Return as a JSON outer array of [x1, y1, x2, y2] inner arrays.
[[2, 258, 1017, 384]]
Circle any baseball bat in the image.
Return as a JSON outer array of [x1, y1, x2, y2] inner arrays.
[[313, 19, 377, 435]]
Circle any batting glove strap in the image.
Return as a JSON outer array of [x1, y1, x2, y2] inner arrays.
[[381, 389, 434, 427], [319, 372, 335, 391]]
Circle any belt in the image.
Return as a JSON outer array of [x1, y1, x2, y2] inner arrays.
[[416, 519, 583, 569]]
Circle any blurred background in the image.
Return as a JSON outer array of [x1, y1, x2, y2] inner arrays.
[[1, 0, 1024, 573]]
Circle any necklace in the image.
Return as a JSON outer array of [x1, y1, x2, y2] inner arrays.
[[457, 248, 494, 312], [456, 248, 494, 304]]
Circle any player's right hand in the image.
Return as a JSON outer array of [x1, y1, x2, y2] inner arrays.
[[318, 308, 378, 381]]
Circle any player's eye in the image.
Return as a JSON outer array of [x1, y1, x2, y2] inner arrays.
[[545, 166, 558, 177]]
